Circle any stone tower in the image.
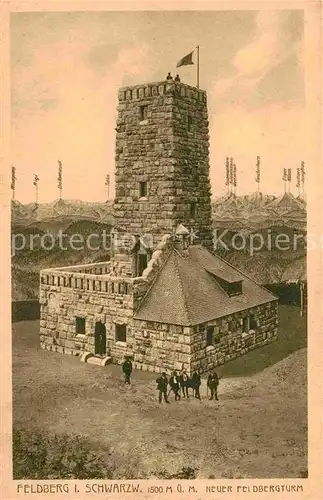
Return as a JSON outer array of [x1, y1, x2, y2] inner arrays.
[[113, 79, 213, 246]]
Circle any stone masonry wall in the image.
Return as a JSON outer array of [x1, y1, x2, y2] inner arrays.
[[114, 80, 213, 243], [190, 301, 279, 373], [39, 270, 136, 361], [39, 238, 173, 363], [39, 265, 278, 374], [131, 319, 191, 375], [129, 301, 278, 376]]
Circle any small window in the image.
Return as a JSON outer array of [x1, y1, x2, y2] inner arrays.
[[76, 317, 85, 335], [139, 181, 147, 198], [214, 333, 221, 344], [138, 252, 148, 276], [139, 105, 148, 121], [188, 115, 193, 131], [206, 327, 214, 346], [250, 314, 257, 330], [228, 319, 236, 332], [190, 202, 197, 218], [115, 323, 127, 343], [228, 282, 242, 296], [242, 316, 250, 332]]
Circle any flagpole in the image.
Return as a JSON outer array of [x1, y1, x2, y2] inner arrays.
[[196, 45, 200, 89]]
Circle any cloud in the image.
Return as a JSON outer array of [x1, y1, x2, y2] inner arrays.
[[11, 39, 150, 202], [212, 11, 304, 104]]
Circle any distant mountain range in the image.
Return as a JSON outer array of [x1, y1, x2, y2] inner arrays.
[[12, 192, 306, 229], [212, 192, 306, 232], [11, 198, 115, 227], [11, 193, 306, 300]]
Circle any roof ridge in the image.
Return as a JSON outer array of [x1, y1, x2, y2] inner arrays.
[[197, 246, 278, 301], [173, 249, 193, 325]]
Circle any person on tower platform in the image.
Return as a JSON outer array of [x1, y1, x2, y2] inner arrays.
[[175, 74, 181, 82], [166, 72, 173, 80]]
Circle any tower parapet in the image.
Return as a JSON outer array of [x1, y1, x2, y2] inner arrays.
[[118, 80, 207, 103]]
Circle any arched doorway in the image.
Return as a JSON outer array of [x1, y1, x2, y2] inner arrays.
[[94, 322, 106, 356]]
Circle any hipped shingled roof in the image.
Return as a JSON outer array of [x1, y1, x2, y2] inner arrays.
[[134, 245, 277, 326]]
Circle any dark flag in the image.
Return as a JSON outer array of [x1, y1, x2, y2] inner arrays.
[[176, 51, 194, 68], [33, 174, 39, 187]]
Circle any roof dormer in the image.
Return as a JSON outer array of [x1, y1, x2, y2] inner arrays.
[[206, 267, 243, 297]]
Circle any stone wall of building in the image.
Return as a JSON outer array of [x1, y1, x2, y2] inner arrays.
[[114, 80, 213, 244], [38, 239, 173, 362], [190, 301, 279, 373], [131, 319, 191, 375], [39, 269, 137, 361], [39, 262, 278, 375], [127, 301, 278, 376]]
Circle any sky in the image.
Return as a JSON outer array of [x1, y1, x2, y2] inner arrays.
[[11, 10, 306, 203]]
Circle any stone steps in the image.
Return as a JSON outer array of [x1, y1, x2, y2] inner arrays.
[[87, 356, 103, 366], [80, 353, 112, 367]]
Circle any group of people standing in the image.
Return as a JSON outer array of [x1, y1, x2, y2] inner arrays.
[[156, 369, 220, 404], [122, 358, 220, 404]]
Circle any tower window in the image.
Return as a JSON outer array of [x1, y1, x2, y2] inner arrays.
[[188, 115, 193, 131], [139, 105, 148, 121], [139, 181, 147, 198], [190, 202, 197, 218]]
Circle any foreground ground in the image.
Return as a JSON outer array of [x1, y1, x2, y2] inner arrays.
[[12, 305, 307, 478]]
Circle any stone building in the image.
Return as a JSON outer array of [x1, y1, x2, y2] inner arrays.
[[39, 79, 278, 374]]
